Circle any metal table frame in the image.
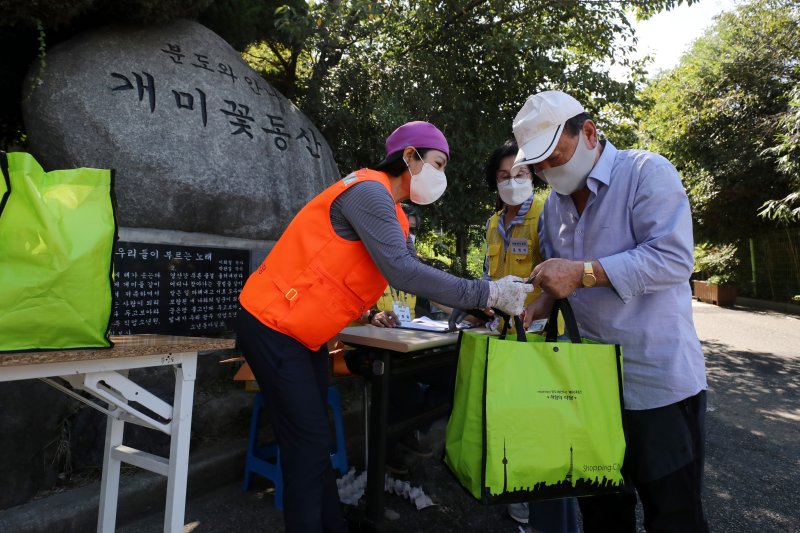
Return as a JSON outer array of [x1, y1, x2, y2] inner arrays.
[[0, 335, 234, 533], [337, 326, 486, 527]]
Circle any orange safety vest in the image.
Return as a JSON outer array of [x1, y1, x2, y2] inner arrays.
[[239, 169, 409, 350]]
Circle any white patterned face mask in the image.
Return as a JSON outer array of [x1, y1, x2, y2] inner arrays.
[[497, 177, 533, 206], [540, 131, 598, 195]]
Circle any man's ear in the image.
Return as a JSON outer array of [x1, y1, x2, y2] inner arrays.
[[582, 120, 599, 148], [403, 146, 417, 163]]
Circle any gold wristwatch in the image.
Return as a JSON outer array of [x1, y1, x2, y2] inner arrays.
[[581, 261, 597, 288]]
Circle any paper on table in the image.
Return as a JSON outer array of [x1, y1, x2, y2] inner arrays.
[[397, 316, 473, 332]]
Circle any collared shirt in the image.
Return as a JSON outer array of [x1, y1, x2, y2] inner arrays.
[[539, 140, 707, 410], [482, 195, 534, 280]]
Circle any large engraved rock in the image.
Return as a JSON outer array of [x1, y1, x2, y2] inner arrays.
[[22, 20, 338, 240]]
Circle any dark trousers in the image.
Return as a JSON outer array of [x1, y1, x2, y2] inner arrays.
[[237, 309, 348, 533], [579, 391, 709, 533]]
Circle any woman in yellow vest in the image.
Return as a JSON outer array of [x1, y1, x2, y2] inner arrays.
[[483, 139, 579, 533], [237, 122, 532, 532], [483, 139, 547, 324]]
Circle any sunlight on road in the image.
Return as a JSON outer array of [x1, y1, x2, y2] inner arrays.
[[759, 408, 800, 423]]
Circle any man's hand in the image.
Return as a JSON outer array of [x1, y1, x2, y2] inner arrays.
[[372, 310, 399, 328], [522, 292, 555, 329], [530, 259, 583, 299]]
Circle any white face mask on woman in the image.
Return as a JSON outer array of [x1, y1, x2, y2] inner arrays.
[[497, 178, 533, 206], [540, 131, 598, 195], [406, 151, 447, 205]]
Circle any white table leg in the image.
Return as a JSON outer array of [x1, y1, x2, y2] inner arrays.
[[164, 356, 197, 533], [98, 374, 127, 533]]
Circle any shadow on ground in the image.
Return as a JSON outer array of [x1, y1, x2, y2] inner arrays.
[[119, 336, 799, 533], [702, 339, 798, 533]]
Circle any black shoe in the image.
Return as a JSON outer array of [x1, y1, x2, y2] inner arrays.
[[398, 430, 434, 458], [385, 445, 411, 476]]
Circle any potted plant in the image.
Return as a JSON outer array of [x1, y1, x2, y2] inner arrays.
[[693, 243, 740, 306]]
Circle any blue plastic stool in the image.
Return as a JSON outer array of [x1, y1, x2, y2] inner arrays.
[[242, 385, 349, 510]]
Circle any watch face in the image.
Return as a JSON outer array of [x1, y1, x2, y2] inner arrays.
[[582, 261, 596, 288]]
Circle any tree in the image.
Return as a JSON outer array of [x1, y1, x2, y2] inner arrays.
[[245, 0, 693, 269], [1, 0, 696, 269], [760, 84, 800, 225], [636, 0, 800, 243], [0, 0, 214, 146]]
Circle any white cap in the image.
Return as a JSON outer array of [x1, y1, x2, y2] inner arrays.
[[511, 91, 584, 169]]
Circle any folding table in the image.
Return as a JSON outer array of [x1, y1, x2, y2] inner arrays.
[[0, 335, 235, 533]]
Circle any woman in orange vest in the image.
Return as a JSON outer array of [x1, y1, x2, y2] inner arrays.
[[236, 121, 532, 533]]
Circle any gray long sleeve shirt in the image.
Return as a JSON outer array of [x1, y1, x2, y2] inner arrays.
[[329, 180, 490, 311]]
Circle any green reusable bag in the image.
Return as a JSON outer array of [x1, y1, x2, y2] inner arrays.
[[0, 152, 116, 351], [444, 300, 626, 503]]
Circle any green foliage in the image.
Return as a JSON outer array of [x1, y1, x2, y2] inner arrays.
[[201, 0, 306, 56], [0, 0, 696, 270], [760, 84, 800, 224], [0, 0, 95, 29], [91, 0, 213, 24], [759, 192, 800, 225], [0, 0, 211, 28], [274, 0, 690, 266], [694, 242, 740, 285], [0, 0, 213, 147], [636, 0, 800, 243], [630, 0, 698, 20], [465, 242, 486, 280]]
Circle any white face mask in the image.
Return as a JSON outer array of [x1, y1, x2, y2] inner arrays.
[[540, 131, 598, 195], [407, 151, 447, 205], [497, 178, 533, 206]]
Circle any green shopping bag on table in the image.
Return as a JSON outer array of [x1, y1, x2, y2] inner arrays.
[[0, 152, 117, 352], [444, 299, 626, 503]]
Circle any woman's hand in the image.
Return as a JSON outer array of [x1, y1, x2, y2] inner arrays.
[[487, 275, 533, 316], [371, 310, 399, 328]]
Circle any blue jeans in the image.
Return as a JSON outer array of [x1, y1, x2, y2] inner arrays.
[[237, 308, 348, 533]]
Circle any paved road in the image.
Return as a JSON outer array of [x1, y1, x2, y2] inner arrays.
[[692, 301, 799, 533], [120, 301, 800, 532]]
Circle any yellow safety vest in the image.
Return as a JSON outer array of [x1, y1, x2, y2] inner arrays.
[[375, 287, 417, 319], [485, 197, 563, 334], [485, 198, 545, 306]]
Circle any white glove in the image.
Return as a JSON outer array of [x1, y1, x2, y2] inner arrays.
[[487, 275, 533, 317]]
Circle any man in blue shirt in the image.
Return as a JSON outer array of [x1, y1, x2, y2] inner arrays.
[[515, 91, 709, 533]]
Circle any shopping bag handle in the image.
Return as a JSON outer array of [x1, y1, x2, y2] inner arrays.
[[0, 151, 9, 217], [545, 299, 582, 343], [496, 310, 527, 342]]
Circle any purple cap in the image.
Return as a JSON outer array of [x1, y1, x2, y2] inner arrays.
[[385, 121, 450, 159]]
